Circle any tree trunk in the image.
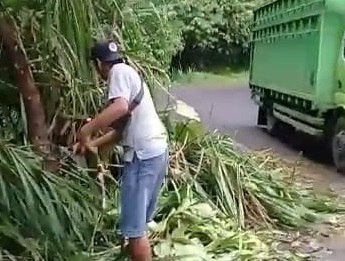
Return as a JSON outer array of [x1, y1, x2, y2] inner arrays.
[[0, 17, 51, 157]]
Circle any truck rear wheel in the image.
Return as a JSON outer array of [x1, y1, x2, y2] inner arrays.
[[257, 106, 267, 126], [266, 110, 279, 136], [257, 106, 278, 135], [331, 116, 345, 172]]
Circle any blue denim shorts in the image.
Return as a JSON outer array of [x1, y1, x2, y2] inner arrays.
[[118, 149, 168, 238]]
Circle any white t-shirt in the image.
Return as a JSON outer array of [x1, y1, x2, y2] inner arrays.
[[107, 63, 168, 162]]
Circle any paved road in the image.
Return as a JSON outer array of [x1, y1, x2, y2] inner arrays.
[[171, 85, 345, 261], [173, 86, 286, 152]]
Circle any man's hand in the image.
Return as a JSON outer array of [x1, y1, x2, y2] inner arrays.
[[72, 141, 97, 155], [74, 127, 93, 155]]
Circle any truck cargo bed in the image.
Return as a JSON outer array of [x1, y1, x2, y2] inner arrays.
[[249, 0, 345, 109]]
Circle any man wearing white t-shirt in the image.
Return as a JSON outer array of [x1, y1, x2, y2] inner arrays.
[[74, 40, 168, 261]]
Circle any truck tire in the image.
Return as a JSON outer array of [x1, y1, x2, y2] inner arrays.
[[266, 110, 279, 136], [257, 106, 267, 126], [331, 116, 345, 173], [257, 106, 278, 134]]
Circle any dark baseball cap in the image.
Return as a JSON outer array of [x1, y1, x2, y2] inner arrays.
[[90, 40, 123, 62]]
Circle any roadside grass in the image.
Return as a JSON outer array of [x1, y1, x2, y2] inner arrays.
[[171, 67, 249, 87]]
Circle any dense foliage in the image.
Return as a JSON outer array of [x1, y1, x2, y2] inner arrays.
[[0, 0, 262, 144], [171, 0, 261, 69], [0, 0, 183, 128], [0, 0, 343, 260]]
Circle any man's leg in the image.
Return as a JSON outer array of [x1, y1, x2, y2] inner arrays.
[[119, 151, 167, 261], [146, 149, 168, 224]]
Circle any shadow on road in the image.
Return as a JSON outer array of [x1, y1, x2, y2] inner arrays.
[[266, 124, 333, 167]]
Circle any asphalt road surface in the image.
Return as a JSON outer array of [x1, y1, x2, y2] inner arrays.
[[170, 84, 345, 261]]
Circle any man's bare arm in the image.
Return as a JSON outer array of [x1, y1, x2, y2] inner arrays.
[[80, 98, 128, 137], [90, 130, 118, 148]]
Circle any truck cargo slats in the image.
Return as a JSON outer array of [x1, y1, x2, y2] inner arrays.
[[253, 0, 324, 30], [251, 15, 320, 43], [253, 11, 321, 32]]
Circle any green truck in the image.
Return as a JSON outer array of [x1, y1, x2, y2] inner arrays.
[[249, 0, 345, 170]]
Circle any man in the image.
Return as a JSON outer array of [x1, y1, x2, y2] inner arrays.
[[74, 40, 168, 261]]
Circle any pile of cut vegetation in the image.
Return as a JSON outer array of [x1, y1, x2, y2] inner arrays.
[[0, 121, 343, 260]]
